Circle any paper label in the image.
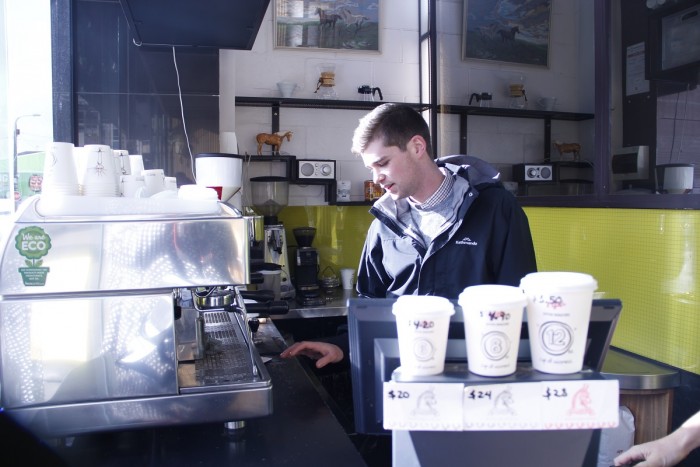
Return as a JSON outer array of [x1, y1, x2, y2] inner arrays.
[[384, 379, 619, 431], [383, 382, 464, 431]]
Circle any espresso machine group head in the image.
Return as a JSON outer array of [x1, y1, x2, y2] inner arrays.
[[249, 176, 295, 300]]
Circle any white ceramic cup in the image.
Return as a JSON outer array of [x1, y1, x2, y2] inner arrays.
[[520, 272, 598, 374], [142, 168, 165, 196], [392, 295, 455, 376], [42, 142, 79, 195], [459, 284, 526, 377], [537, 96, 557, 111], [340, 268, 355, 290]]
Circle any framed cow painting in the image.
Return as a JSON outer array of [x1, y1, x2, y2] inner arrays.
[[462, 0, 552, 67]]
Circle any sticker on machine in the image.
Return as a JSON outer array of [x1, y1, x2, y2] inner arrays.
[[15, 226, 52, 286]]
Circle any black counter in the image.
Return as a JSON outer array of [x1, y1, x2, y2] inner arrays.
[[0, 320, 367, 467]]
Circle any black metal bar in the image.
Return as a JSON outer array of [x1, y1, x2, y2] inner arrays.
[[544, 117, 552, 162]]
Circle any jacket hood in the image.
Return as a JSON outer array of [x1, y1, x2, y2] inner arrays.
[[436, 154, 501, 187]]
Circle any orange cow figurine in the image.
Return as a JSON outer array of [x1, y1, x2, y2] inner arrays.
[[256, 131, 293, 155], [553, 141, 582, 161]]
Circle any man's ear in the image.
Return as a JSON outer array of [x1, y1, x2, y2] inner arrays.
[[408, 135, 428, 158]]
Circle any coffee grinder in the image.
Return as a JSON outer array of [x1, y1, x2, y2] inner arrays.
[[249, 176, 295, 300], [293, 227, 324, 306]]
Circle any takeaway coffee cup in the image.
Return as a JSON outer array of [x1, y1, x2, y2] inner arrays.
[[459, 284, 526, 377], [520, 272, 598, 374], [340, 268, 355, 290], [392, 295, 455, 376]]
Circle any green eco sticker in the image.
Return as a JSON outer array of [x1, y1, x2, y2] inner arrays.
[[15, 226, 52, 286]]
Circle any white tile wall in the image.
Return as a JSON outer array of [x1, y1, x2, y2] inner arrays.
[[224, 0, 596, 205]]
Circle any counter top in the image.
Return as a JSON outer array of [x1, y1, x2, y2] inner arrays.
[[272, 293, 681, 392], [271, 288, 358, 319], [601, 347, 680, 391], [2, 319, 367, 467]]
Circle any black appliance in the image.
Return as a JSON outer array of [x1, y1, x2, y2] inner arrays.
[[293, 228, 323, 307], [118, 0, 270, 49]]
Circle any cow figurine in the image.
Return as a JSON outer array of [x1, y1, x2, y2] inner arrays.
[[553, 141, 582, 161]]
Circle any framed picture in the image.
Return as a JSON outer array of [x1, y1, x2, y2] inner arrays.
[[462, 0, 552, 67], [274, 0, 380, 52]]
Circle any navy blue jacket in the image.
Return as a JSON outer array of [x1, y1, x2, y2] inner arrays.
[[322, 156, 537, 364], [356, 155, 537, 299]]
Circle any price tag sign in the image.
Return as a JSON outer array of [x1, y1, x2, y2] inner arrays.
[[383, 382, 464, 431], [540, 379, 620, 430], [463, 382, 544, 430]]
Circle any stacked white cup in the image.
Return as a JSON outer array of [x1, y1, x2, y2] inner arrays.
[[142, 168, 166, 196], [42, 142, 79, 196], [80, 144, 119, 197], [120, 175, 147, 198], [129, 155, 145, 176], [164, 176, 178, 191], [113, 150, 132, 177]]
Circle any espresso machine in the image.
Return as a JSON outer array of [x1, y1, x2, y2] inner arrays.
[[293, 227, 324, 306], [0, 195, 272, 438], [249, 176, 295, 300]]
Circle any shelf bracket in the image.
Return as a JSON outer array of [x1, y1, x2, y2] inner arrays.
[[544, 117, 552, 162], [271, 103, 280, 134]]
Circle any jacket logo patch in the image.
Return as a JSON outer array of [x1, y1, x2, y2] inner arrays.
[[456, 236, 477, 246]]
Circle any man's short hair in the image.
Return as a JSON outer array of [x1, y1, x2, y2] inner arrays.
[[351, 103, 433, 158]]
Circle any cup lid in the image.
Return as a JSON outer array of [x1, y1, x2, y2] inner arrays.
[[520, 272, 597, 291], [459, 284, 526, 306], [392, 295, 455, 316]]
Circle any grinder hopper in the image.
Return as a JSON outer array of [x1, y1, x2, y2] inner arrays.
[[249, 176, 289, 225]]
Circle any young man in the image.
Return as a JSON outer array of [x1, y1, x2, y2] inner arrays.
[[281, 103, 537, 367]]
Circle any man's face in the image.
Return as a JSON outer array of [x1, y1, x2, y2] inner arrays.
[[361, 137, 423, 201]]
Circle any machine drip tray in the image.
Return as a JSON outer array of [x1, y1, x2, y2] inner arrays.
[[297, 295, 327, 307], [178, 308, 266, 393]]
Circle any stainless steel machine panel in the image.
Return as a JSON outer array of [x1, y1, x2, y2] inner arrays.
[[0, 293, 177, 408], [0, 197, 272, 437], [0, 197, 250, 296]]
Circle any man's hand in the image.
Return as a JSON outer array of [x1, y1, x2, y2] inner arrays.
[[280, 341, 344, 368]]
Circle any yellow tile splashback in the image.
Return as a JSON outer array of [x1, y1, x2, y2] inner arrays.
[[525, 207, 700, 375], [279, 205, 700, 375]]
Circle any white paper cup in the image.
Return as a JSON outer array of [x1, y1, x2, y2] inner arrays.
[[42, 142, 79, 195], [392, 295, 455, 376], [120, 175, 146, 198], [129, 155, 145, 176], [142, 169, 165, 196], [164, 176, 178, 191], [81, 145, 119, 196], [113, 149, 131, 176], [520, 272, 598, 374], [459, 284, 526, 377], [340, 268, 355, 290]]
